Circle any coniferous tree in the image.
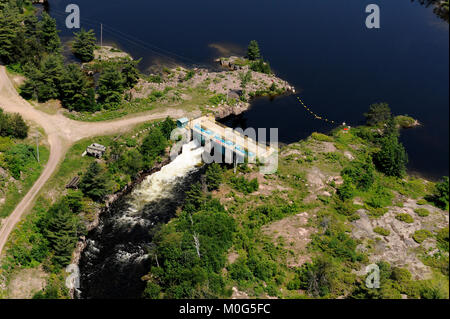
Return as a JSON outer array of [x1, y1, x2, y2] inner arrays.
[[97, 64, 124, 108], [45, 201, 79, 268], [206, 163, 223, 191], [38, 54, 65, 101], [160, 116, 176, 139], [122, 58, 140, 89], [60, 64, 96, 111], [38, 12, 61, 53], [0, 4, 22, 63], [9, 113, 29, 138], [364, 103, 392, 127], [374, 134, 408, 178], [79, 162, 110, 202], [72, 28, 97, 62], [247, 40, 261, 61]]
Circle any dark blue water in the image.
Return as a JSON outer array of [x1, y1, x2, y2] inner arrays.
[[48, 0, 448, 179]]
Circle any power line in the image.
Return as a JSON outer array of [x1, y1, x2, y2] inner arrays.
[[50, 9, 203, 66]]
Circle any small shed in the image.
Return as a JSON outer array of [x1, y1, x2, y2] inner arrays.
[[177, 118, 189, 128], [85, 143, 107, 158]]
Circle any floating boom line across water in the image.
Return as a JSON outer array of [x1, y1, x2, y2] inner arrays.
[[297, 97, 338, 124]]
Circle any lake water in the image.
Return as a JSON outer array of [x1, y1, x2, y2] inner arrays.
[[48, 0, 449, 179]]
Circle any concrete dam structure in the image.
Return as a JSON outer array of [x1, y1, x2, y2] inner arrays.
[[177, 115, 277, 166]]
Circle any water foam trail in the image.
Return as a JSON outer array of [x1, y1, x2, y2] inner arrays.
[[128, 141, 204, 213], [79, 141, 205, 298]]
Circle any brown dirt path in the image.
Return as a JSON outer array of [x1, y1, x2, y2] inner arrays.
[[0, 65, 196, 255]]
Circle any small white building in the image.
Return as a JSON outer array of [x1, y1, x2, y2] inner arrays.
[[83, 143, 107, 158]]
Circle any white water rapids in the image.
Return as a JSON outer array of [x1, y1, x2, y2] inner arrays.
[[128, 140, 204, 213], [79, 141, 205, 298]]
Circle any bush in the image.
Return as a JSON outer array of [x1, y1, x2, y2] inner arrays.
[[412, 229, 433, 244], [414, 208, 430, 217], [436, 227, 449, 252], [365, 186, 393, 208], [429, 177, 449, 210], [4, 143, 35, 179], [395, 115, 416, 128], [334, 199, 358, 217], [417, 199, 428, 205], [341, 158, 375, 191], [395, 213, 414, 224], [229, 257, 254, 282], [250, 59, 271, 74], [337, 179, 355, 201], [373, 227, 390, 236], [208, 93, 227, 106], [148, 74, 162, 83], [0, 108, 29, 139], [206, 163, 223, 191], [311, 132, 334, 142], [143, 282, 161, 299], [366, 207, 388, 218], [229, 176, 259, 194]]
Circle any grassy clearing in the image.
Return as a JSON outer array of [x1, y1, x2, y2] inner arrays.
[[0, 146, 50, 218], [64, 88, 211, 122]]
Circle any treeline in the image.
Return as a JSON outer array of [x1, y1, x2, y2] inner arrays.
[[6, 193, 84, 274], [0, 108, 29, 139], [143, 163, 236, 298], [0, 2, 140, 112]]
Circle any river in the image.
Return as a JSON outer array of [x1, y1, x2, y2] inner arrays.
[[78, 142, 204, 298]]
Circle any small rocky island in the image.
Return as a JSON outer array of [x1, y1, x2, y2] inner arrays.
[[130, 56, 295, 119]]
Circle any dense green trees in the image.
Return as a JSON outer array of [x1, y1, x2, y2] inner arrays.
[[1, 3, 139, 113], [0, 3, 22, 64], [72, 28, 96, 62], [97, 64, 124, 108], [160, 116, 176, 140], [43, 201, 80, 267], [250, 59, 272, 74], [122, 58, 141, 89], [3, 143, 35, 179], [360, 103, 409, 178], [60, 64, 96, 112], [341, 155, 375, 191], [141, 127, 167, 163], [374, 133, 408, 178], [144, 197, 235, 298], [0, 108, 29, 138], [364, 102, 392, 126], [205, 163, 223, 191], [79, 161, 110, 202], [428, 176, 449, 210], [38, 12, 61, 54], [246, 40, 271, 74]]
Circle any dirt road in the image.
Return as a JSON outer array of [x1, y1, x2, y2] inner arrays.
[[0, 65, 197, 255]]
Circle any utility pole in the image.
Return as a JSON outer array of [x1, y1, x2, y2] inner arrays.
[[35, 134, 40, 163], [100, 23, 103, 48]]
